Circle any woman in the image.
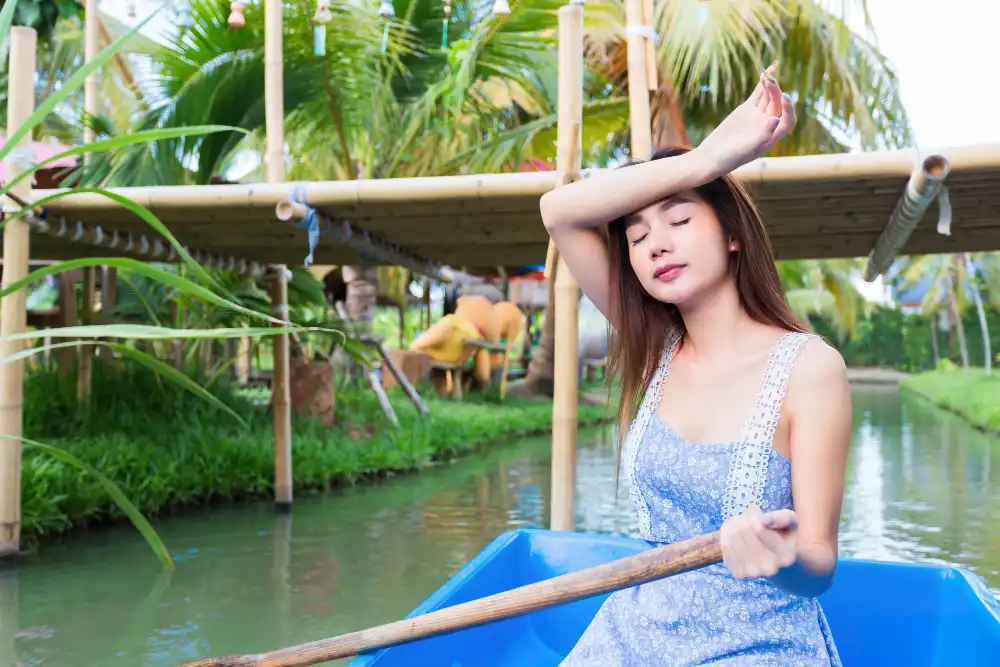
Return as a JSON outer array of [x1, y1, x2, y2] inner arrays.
[[540, 63, 851, 665]]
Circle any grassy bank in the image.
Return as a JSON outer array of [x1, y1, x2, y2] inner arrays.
[[899, 366, 1000, 434], [20, 364, 613, 548]]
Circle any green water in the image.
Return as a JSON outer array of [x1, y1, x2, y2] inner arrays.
[[1, 385, 998, 666]]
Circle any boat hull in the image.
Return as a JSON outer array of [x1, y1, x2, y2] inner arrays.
[[347, 529, 1000, 666]]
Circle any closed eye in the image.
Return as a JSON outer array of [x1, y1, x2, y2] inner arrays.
[[671, 218, 691, 227], [630, 233, 647, 246]]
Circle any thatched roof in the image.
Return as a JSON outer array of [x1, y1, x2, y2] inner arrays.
[[22, 143, 1000, 277]]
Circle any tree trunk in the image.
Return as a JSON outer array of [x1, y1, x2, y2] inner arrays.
[[343, 265, 378, 335], [343, 265, 379, 384], [650, 79, 691, 149], [929, 315, 940, 367], [948, 271, 970, 368], [964, 253, 992, 375]]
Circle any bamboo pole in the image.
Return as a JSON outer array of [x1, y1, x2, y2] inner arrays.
[[0, 27, 37, 557], [641, 0, 657, 90], [863, 154, 951, 281], [266, 0, 293, 511], [180, 530, 722, 667], [85, 0, 99, 146], [77, 267, 96, 400], [271, 270, 293, 511], [30, 143, 1000, 214], [550, 3, 584, 533], [625, 0, 652, 159]]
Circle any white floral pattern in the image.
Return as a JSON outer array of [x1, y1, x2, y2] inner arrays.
[[560, 331, 843, 666]]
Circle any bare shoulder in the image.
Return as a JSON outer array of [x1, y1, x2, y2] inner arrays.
[[784, 334, 851, 429], [791, 334, 848, 387]]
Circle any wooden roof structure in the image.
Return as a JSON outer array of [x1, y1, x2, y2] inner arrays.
[[22, 142, 1000, 279]]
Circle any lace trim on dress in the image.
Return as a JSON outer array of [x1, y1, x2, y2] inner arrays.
[[624, 328, 682, 539], [721, 331, 813, 520]]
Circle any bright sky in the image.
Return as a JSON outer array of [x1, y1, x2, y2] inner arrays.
[[853, 0, 1000, 150]]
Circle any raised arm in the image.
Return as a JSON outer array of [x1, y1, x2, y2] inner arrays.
[[538, 150, 720, 321], [538, 64, 795, 323]]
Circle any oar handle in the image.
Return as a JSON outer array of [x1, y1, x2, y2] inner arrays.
[[180, 531, 722, 667]]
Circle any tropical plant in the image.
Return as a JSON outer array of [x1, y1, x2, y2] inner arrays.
[[0, 0, 345, 567], [890, 252, 1000, 374], [777, 258, 871, 342]]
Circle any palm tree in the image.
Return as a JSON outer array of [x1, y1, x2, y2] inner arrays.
[[893, 252, 1000, 372], [517, 0, 913, 395], [777, 259, 871, 342]]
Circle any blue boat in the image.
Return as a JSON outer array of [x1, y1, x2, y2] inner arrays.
[[348, 528, 1000, 666]]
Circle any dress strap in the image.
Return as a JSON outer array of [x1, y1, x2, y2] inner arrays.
[[722, 331, 813, 520], [624, 328, 682, 538]]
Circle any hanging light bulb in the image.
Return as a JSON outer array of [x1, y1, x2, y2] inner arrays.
[[441, 0, 451, 48], [492, 0, 510, 16], [228, 1, 246, 29], [314, 0, 332, 56], [380, 1, 395, 54], [314, 0, 333, 23]]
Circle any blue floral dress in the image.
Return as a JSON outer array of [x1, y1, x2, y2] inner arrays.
[[561, 330, 843, 666]]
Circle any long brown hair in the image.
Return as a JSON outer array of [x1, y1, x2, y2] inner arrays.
[[606, 146, 809, 478]]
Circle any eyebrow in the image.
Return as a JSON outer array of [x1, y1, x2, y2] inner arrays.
[[624, 195, 696, 226]]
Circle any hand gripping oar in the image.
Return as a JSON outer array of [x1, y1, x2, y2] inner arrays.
[[180, 531, 722, 667]]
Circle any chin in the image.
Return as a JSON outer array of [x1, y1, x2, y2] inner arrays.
[[639, 278, 697, 306]]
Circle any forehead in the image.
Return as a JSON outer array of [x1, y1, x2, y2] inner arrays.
[[624, 192, 700, 227]]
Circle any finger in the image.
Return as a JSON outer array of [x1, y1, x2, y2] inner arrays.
[[733, 519, 767, 577], [761, 509, 798, 531], [774, 92, 796, 134], [755, 73, 770, 112], [762, 77, 783, 118], [766, 60, 779, 77], [721, 525, 741, 576], [748, 77, 765, 106]]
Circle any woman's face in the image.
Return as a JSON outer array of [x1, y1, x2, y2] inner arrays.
[[623, 189, 736, 307]]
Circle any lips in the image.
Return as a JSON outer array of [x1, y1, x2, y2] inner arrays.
[[654, 263, 686, 281]]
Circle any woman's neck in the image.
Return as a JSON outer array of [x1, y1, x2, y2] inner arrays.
[[676, 280, 772, 363]]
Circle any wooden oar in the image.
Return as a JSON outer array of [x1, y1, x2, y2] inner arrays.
[[179, 531, 722, 667]]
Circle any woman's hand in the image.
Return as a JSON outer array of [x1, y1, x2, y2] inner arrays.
[[720, 504, 798, 580], [695, 61, 797, 178]]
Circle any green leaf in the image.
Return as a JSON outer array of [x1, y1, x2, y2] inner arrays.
[[0, 0, 20, 51], [0, 7, 163, 167], [8, 435, 174, 569], [0, 257, 327, 332], [4, 187, 220, 291], [0, 323, 313, 343], [0, 126, 248, 198]]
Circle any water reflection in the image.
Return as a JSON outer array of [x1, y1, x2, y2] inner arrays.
[[0, 386, 996, 666]]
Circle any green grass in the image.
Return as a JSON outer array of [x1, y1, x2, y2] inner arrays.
[[20, 362, 613, 547], [900, 366, 1000, 434]]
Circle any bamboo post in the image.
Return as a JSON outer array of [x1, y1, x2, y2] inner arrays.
[[625, 0, 652, 159], [641, 0, 657, 90], [56, 271, 78, 379], [550, 2, 584, 532], [266, 0, 293, 511], [77, 0, 99, 393], [77, 267, 96, 400], [271, 270, 293, 511], [0, 26, 37, 557]]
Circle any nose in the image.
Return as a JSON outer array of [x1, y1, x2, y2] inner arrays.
[[646, 219, 674, 258]]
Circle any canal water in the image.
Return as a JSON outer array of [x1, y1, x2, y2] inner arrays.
[[2, 385, 998, 666]]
